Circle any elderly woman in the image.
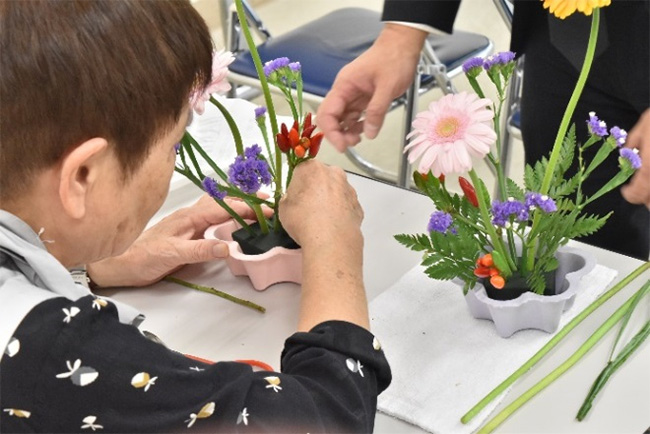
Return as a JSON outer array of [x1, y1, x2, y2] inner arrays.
[[0, 1, 390, 432]]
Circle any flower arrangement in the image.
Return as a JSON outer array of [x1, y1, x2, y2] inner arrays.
[[174, 1, 322, 254], [395, 1, 640, 297]]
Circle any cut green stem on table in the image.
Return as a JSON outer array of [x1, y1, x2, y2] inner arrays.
[[164, 276, 266, 313], [477, 278, 650, 433], [461, 261, 650, 424], [576, 282, 650, 421]]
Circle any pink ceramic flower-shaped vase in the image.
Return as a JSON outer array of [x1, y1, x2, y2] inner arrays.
[[204, 219, 302, 291]]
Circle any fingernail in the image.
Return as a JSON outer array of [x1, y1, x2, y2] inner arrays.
[[213, 243, 228, 258], [365, 123, 379, 139]]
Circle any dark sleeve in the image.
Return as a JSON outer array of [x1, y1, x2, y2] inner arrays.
[[382, 0, 462, 33], [0, 295, 391, 433]]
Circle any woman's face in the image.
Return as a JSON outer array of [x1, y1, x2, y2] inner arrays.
[[92, 109, 191, 260]]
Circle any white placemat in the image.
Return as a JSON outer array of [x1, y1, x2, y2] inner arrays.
[[369, 264, 618, 434]]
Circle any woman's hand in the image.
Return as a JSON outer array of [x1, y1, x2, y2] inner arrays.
[[87, 195, 270, 287]]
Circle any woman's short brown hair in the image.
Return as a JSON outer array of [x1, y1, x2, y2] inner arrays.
[[0, 0, 213, 201]]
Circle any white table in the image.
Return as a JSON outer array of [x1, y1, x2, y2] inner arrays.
[[102, 172, 650, 434]]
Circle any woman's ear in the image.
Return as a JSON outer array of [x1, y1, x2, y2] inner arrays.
[[58, 137, 109, 219]]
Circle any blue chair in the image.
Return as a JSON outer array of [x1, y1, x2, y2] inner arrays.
[[223, 1, 493, 186]]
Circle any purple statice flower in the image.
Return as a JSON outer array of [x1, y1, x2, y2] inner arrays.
[[462, 56, 484, 75], [610, 126, 627, 147], [620, 148, 642, 169], [228, 144, 272, 194], [244, 143, 263, 159], [263, 57, 290, 76], [483, 51, 515, 70], [587, 111, 608, 137], [288, 61, 301, 72], [524, 192, 557, 213], [202, 177, 227, 200], [254, 106, 267, 119], [491, 198, 528, 227], [427, 211, 453, 234]]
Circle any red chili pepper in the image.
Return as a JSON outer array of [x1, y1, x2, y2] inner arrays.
[[473, 266, 491, 278], [303, 112, 312, 131], [490, 275, 505, 289], [478, 253, 494, 267], [294, 145, 306, 158], [308, 132, 324, 157], [458, 176, 479, 207]]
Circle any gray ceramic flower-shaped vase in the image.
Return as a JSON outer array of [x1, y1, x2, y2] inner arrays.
[[464, 246, 596, 338]]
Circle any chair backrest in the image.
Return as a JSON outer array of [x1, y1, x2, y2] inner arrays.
[[224, 2, 491, 101]]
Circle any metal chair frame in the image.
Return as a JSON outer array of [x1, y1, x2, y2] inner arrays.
[[492, 0, 524, 181]]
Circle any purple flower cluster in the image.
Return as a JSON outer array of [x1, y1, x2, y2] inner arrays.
[[610, 126, 627, 147], [587, 111, 608, 137], [491, 198, 529, 227], [524, 192, 557, 213], [254, 106, 267, 119], [491, 193, 558, 227], [202, 177, 227, 200], [620, 148, 642, 169], [288, 62, 301, 72], [427, 211, 453, 234], [263, 57, 290, 76], [228, 144, 272, 194], [483, 51, 515, 70], [462, 56, 484, 74]]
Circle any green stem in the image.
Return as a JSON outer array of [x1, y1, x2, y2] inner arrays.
[[526, 9, 601, 272], [468, 169, 514, 275], [608, 279, 650, 361], [209, 96, 244, 155], [577, 314, 650, 420], [174, 166, 202, 189], [461, 261, 650, 424], [182, 136, 206, 181], [256, 119, 276, 175], [252, 203, 269, 234], [234, 0, 283, 220], [478, 278, 648, 434], [164, 276, 266, 313], [185, 132, 229, 182], [214, 198, 255, 236]]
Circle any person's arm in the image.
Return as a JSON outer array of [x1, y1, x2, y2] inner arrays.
[[1, 295, 390, 433], [621, 108, 650, 209], [86, 195, 271, 287], [278, 160, 370, 330], [382, 0, 461, 33], [316, 0, 462, 151]]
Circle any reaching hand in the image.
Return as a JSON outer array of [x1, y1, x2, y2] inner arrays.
[[621, 108, 650, 209], [316, 24, 427, 151], [87, 195, 271, 287]]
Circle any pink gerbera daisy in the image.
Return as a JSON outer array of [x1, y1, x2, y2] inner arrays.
[[190, 50, 235, 115], [404, 92, 497, 176]]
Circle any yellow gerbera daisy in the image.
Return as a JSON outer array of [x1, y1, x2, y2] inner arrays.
[[542, 0, 611, 19]]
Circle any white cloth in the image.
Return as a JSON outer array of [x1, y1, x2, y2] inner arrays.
[[370, 263, 618, 434]]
